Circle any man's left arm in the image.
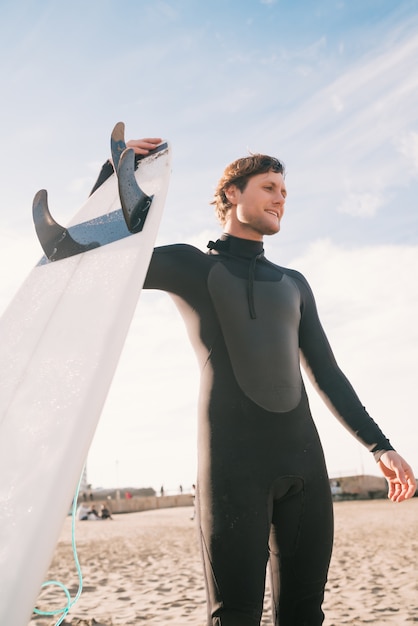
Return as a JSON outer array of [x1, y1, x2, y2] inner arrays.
[[293, 270, 416, 500]]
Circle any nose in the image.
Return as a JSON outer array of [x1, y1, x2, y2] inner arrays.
[[274, 191, 286, 212]]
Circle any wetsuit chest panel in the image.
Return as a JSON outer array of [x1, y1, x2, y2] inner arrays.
[[207, 262, 302, 413]]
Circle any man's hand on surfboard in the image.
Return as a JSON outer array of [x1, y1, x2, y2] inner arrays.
[[126, 137, 163, 155]]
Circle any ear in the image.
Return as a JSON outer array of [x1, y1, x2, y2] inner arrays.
[[224, 184, 239, 205]]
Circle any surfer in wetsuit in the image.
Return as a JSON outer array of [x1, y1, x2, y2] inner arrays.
[[96, 139, 417, 626]]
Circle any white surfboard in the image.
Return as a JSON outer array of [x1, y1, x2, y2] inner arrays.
[[0, 124, 171, 626]]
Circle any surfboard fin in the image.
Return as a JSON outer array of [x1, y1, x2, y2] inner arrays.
[[111, 121, 126, 172], [33, 123, 161, 260], [33, 190, 100, 261], [117, 147, 154, 234]]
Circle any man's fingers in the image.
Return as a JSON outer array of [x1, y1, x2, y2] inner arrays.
[[389, 473, 417, 502], [126, 138, 163, 155]]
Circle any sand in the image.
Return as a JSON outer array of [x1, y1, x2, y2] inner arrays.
[[29, 498, 418, 625]]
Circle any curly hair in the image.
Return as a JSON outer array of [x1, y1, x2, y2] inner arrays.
[[211, 154, 285, 225]]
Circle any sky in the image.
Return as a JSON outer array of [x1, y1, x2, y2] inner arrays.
[[0, 0, 417, 492]]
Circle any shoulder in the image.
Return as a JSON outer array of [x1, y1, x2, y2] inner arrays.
[[152, 243, 210, 267], [283, 268, 316, 305], [154, 243, 207, 257], [147, 243, 211, 281], [264, 258, 316, 307], [264, 257, 311, 288], [282, 266, 311, 289]]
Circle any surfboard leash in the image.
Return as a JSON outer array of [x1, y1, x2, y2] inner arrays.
[[32, 471, 84, 625]]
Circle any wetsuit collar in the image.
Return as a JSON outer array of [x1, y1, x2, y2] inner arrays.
[[207, 234, 264, 319], [207, 234, 264, 259]]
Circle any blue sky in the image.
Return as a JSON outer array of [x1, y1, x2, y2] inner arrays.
[[1, 0, 417, 490]]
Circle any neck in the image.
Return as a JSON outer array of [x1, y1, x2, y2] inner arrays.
[[223, 224, 264, 242], [209, 234, 264, 258]]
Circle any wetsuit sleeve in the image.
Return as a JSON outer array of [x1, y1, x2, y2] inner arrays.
[[143, 244, 207, 300], [292, 270, 395, 461]]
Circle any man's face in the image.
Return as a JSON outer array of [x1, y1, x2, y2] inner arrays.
[[224, 171, 287, 240]]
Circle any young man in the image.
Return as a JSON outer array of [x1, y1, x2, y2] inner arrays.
[[110, 138, 416, 626]]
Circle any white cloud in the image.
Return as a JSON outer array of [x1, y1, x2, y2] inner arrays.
[[331, 94, 344, 113], [337, 192, 383, 217], [258, 24, 418, 188], [68, 176, 96, 194], [88, 291, 199, 489], [396, 131, 418, 174]]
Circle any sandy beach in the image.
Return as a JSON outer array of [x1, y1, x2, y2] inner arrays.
[[30, 498, 418, 625]]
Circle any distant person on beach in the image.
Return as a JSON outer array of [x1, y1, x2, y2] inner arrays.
[[100, 504, 113, 520], [76, 503, 90, 521], [190, 483, 196, 521], [87, 505, 101, 520], [93, 138, 416, 626]]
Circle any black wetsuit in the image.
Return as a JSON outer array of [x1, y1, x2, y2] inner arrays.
[[143, 234, 394, 626]]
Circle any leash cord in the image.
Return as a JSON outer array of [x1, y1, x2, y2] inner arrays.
[[32, 472, 84, 625]]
